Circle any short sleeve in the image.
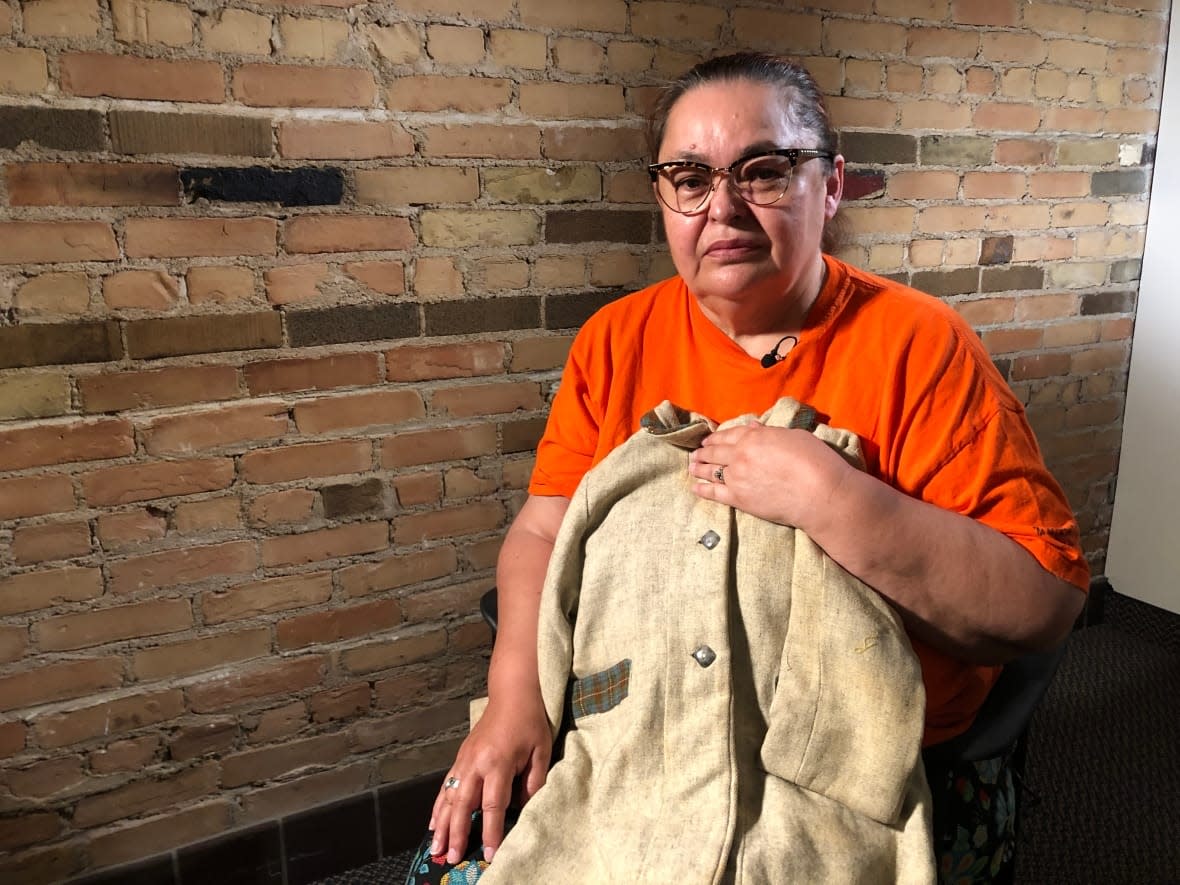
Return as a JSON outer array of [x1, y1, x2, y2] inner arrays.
[[529, 328, 602, 498]]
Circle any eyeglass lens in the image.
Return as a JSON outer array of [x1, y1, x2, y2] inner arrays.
[[656, 154, 795, 214]]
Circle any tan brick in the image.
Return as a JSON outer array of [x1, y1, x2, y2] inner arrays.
[[283, 214, 414, 253], [35, 598, 192, 652], [974, 102, 1042, 132], [1012, 235, 1075, 263], [247, 488, 316, 527], [483, 166, 601, 204], [381, 423, 498, 468], [422, 124, 542, 159], [1104, 107, 1158, 135], [630, 1, 724, 40], [511, 335, 573, 372], [394, 471, 443, 506], [126, 217, 276, 259], [278, 120, 414, 159], [900, 99, 973, 130], [730, 9, 822, 53], [1052, 202, 1109, 228], [589, 251, 642, 287], [15, 271, 90, 315], [133, 628, 272, 681], [356, 167, 478, 205], [339, 626, 447, 675], [262, 522, 389, 567], [0, 221, 119, 265], [0, 48, 49, 93], [520, 82, 624, 119], [202, 572, 333, 624], [955, 297, 1015, 326], [22, 0, 101, 36], [279, 14, 349, 58], [413, 256, 464, 297], [60, 52, 222, 102], [0, 657, 122, 712], [905, 26, 979, 60], [963, 171, 1025, 199], [1045, 106, 1104, 133], [1029, 172, 1090, 199], [174, 497, 241, 534], [426, 23, 484, 65], [552, 36, 604, 75], [240, 439, 371, 483], [112, 0, 193, 46], [393, 500, 505, 545], [476, 257, 529, 291], [185, 654, 326, 712], [953, 0, 1017, 24], [534, 256, 585, 287], [142, 400, 287, 455], [995, 139, 1053, 166], [7, 162, 178, 207], [186, 265, 257, 304], [445, 466, 497, 500], [233, 64, 376, 108], [915, 205, 986, 233], [387, 75, 511, 113], [0, 474, 74, 520], [386, 342, 505, 382], [432, 381, 543, 418], [12, 520, 91, 565], [490, 28, 547, 69], [844, 205, 918, 235], [985, 203, 1050, 231], [277, 599, 400, 649], [1024, 1, 1086, 34], [343, 260, 405, 295], [0, 372, 71, 420], [82, 457, 234, 506], [264, 262, 328, 305], [1047, 38, 1108, 72], [97, 509, 168, 550], [103, 270, 181, 310], [888, 170, 960, 200], [0, 2, 9, 33], [293, 389, 425, 433], [201, 7, 272, 54], [981, 327, 1043, 354], [518, 0, 626, 31], [108, 540, 257, 595], [420, 209, 540, 247], [80, 365, 240, 413], [828, 97, 897, 129], [367, 22, 422, 64]]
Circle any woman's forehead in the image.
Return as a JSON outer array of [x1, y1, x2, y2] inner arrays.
[[660, 81, 803, 160]]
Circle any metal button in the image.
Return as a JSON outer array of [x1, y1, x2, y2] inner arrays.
[[692, 645, 717, 667], [699, 530, 720, 550]]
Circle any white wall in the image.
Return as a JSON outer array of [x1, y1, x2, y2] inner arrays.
[[1106, 14, 1180, 614]]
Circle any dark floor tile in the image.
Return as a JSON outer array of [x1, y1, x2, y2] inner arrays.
[[177, 821, 282, 885], [284, 792, 379, 885], [69, 854, 175, 885], [378, 773, 445, 855]]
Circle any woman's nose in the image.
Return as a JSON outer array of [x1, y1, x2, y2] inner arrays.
[[707, 172, 750, 220]]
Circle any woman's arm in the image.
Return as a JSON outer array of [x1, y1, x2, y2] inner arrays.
[[690, 423, 1085, 664], [431, 493, 569, 863]]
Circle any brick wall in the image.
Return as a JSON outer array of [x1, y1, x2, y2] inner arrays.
[[0, 0, 1167, 879]]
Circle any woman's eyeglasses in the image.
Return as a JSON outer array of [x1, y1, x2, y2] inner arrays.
[[647, 148, 834, 215]]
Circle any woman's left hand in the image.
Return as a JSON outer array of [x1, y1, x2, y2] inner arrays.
[[688, 420, 854, 533]]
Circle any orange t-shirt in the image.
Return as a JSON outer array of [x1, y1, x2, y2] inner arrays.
[[530, 254, 1090, 745]]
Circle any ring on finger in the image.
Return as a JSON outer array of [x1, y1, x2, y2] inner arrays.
[[443, 775, 461, 790], [714, 466, 725, 484]]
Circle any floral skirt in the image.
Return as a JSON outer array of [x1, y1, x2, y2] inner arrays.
[[403, 809, 518, 885]]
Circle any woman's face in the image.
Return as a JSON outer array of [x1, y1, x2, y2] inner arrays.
[[655, 79, 843, 310]]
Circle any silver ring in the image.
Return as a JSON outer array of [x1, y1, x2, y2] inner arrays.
[[444, 776, 460, 790], [714, 466, 725, 484]]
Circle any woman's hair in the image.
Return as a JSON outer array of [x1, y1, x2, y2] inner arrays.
[[646, 52, 848, 253]]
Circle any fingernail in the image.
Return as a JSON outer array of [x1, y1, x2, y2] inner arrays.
[[429, 840, 440, 855], [484, 846, 496, 862], [447, 849, 460, 864]]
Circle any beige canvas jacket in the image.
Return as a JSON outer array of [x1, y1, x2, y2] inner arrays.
[[484, 398, 935, 884]]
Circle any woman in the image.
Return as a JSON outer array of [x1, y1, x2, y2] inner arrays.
[[428, 52, 1088, 881]]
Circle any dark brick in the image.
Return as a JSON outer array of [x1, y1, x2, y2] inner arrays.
[[287, 303, 419, 347], [0, 321, 122, 369], [110, 111, 273, 157], [545, 290, 622, 330], [424, 297, 539, 337], [920, 135, 993, 166], [1110, 259, 1141, 284], [911, 268, 979, 297], [1081, 290, 1135, 316], [981, 266, 1044, 292], [545, 210, 652, 244], [843, 170, 886, 200], [501, 417, 546, 454], [182, 166, 344, 207], [125, 312, 282, 359], [992, 358, 1011, 381], [980, 236, 1014, 266], [839, 132, 917, 165], [1091, 169, 1148, 196], [322, 478, 385, 519], [0, 107, 105, 151]]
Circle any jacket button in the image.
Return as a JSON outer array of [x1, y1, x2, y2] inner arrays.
[[692, 645, 717, 667], [699, 530, 720, 549]]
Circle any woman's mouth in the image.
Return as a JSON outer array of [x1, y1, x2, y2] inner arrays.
[[704, 239, 763, 260]]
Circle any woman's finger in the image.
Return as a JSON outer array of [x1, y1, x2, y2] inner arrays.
[[444, 774, 482, 864], [477, 768, 514, 861]]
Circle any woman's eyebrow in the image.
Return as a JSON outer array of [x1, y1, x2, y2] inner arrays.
[[665, 141, 784, 166]]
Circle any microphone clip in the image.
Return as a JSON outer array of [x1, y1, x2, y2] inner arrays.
[[760, 335, 797, 369]]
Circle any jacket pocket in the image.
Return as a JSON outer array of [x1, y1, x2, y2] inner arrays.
[[569, 659, 632, 720]]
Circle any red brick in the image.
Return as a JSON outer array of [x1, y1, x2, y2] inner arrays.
[[293, 389, 425, 433], [402, 576, 492, 622], [277, 598, 401, 650], [80, 365, 240, 414], [432, 381, 543, 418], [102, 269, 182, 310], [261, 521, 389, 567], [6, 162, 178, 207], [423, 124, 542, 160], [246, 700, 307, 743], [263, 262, 328, 305], [90, 735, 161, 773], [0, 220, 118, 264], [278, 120, 414, 159], [222, 731, 351, 787], [0, 657, 123, 712], [60, 52, 224, 102], [133, 627, 272, 681], [342, 260, 406, 295], [34, 689, 186, 749], [339, 627, 447, 675], [0, 840, 86, 885], [34, 598, 192, 652], [83, 457, 234, 506], [125, 216, 277, 258], [373, 668, 440, 711], [12, 520, 92, 564], [108, 540, 257, 595], [283, 215, 415, 253], [0, 721, 26, 757], [168, 719, 237, 761], [239, 762, 369, 824], [173, 497, 241, 534], [202, 572, 334, 624], [75, 762, 220, 828], [394, 472, 443, 506], [393, 500, 505, 545], [240, 439, 372, 483], [96, 508, 168, 550], [0, 566, 103, 616], [0, 474, 75, 519], [385, 342, 505, 382], [245, 352, 381, 395], [89, 801, 234, 869], [233, 63, 376, 107], [380, 423, 497, 468], [0, 811, 64, 852], [337, 546, 458, 598], [247, 488, 316, 527], [142, 401, 288, 455], [387, 75, 512, 113], [0, 625, 27, 664], [185, 654, 327, 712], [0, 417, 133, 471], [310, 682, 371, 723]]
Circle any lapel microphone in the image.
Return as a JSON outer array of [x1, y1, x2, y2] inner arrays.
[[760, 335, 798, 369]]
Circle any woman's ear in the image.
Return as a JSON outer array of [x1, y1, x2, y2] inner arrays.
[[824, 154, 845, 220]]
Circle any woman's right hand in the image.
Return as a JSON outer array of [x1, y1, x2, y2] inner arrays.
[[428, 687, 553, 864]]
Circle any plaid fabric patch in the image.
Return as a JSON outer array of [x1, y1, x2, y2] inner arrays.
[[789, 403, 819, 432], [570, 659, 632, 720]]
